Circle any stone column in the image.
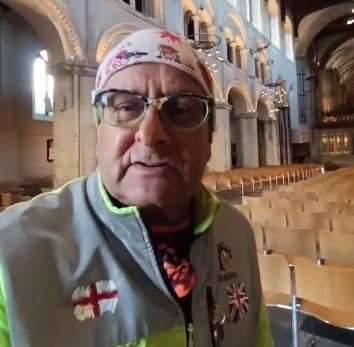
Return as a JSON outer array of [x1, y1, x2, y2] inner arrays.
[[264, 119, 280, 165], [208, 103, 232, 172], [240, 48, 248, 72], [234, 112, 259, 167], [264, 65, 271, 85], [193, 14, 200, 38], [51, 61, 97, 188], [255, 60, 261, 80]]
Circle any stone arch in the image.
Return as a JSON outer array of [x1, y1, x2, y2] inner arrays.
[[3, 0, 84, 61], [225, 81, 253, 111], [296, 3, 354, 57], [96, 23, 141, 63], [223, 10, 247, 46]]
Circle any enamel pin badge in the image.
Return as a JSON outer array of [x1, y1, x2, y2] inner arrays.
[[72, 280, 118, 321], [217, 242, 237, 282]]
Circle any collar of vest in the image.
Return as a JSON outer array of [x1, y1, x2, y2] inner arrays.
[[97, 171, 220, 235]]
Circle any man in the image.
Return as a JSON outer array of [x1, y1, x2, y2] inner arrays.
[[0, 28, 272, 346]]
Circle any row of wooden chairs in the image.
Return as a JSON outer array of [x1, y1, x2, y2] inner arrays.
[[202, 164, 323, 195], [252, 223, 354, 268], [242, 195, 354, 215], [259, 255, 354, 331], [236, 204, 354, 232]]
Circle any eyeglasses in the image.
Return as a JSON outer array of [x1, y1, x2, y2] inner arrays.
[[92, 89, 214, 131]]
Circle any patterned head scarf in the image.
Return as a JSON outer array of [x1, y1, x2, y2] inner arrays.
[[96, 28, 213, 95]]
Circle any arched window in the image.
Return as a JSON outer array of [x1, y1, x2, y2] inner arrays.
[[285, 31, 294, 61], [246, 0, 251, 21], [33, 50, 54, 120], [227, 39, 233, 63], [134, 0, 154, 18], [252, 0, 262, 32], [184, 11, 194, 39], [270, 15, 280, 48]]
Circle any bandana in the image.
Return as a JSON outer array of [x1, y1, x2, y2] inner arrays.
[[95, 28, 213, 95]]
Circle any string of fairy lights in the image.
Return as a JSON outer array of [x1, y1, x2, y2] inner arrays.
[[189, 33, 289, 119]]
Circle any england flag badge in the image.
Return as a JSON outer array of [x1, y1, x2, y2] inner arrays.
[[72, 280, 118, 321]]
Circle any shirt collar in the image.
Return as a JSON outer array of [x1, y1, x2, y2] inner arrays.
[[98, 172, 220, 234]]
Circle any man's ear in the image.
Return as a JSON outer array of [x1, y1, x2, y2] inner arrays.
[[94, 107, 103, 126]]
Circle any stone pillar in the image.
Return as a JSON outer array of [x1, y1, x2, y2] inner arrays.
[[234, 112, 259, 167], [208, 103, 232, 172], [51, 61, 97, 188], [255, 60, 261, 80], [264, 119, 280, 165], [193, 14, 200, 37], [240, 49, 248, 72], [264, 65, 271, 85]]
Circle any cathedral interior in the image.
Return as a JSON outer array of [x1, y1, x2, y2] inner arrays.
[[1, 1, 354, 346]]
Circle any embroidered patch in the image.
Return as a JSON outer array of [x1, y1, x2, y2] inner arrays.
[[226, 282, 249, 323], [72, 280, 118, 321]]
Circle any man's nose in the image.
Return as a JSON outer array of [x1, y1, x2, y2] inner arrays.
[[134, 107, 171, 146]]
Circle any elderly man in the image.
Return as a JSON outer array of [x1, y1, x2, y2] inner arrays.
[[0, 29, 272, 346]]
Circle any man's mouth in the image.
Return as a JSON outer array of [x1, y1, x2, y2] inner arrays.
[[134, 161, 169, 168]]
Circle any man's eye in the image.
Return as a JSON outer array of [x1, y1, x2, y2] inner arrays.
[[116, 103, 138, 112]]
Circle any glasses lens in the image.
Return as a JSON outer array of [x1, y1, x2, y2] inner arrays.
[[101, 91, 145, 126], [162, 95, 208, 129]]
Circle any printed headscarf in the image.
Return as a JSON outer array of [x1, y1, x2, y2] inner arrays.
[[95, 28, 213, 95]]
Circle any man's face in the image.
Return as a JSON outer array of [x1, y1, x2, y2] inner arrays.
[[96, 63, 212, 209]]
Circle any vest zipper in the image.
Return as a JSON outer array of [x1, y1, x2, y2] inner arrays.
[[186, 322, 194, 347]]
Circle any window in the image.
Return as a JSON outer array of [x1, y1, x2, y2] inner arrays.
[[252, 0, 262, 32], [33, 50, 54, 120], [130, 0, 155, 18], [184, 11, 194, 39], [246, 0, 251, 21], [227, 40, 233, 63], [270, 15, 280, 49], [285, 31, 294, 61]]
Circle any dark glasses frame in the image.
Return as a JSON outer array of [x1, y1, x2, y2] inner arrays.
[[92, 88, 215, 131]]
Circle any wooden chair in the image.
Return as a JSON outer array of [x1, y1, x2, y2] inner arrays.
[[302, 201, 342, 214], [258, 253, 291, 307], [331, 214, 354, 233], [263, 225, 317, 263], [250, 206, 288, 227], [294, 257, 354, 329], [242, 196, 270, 208], [268, 198, 303, 212], [286, 211, 331, 230], [319, 230, 354, 267], [233, 204, 251, 221], [250, 222, 265, 254]]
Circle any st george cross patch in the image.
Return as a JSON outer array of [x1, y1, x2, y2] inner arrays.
[[72, 280, 118, 321], [226, 282, 249, 323]]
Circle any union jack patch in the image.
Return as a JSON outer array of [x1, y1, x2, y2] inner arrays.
[[226, 282, 249, 323]]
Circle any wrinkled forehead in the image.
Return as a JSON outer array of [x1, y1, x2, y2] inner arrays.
[[96, 28, 213, 95], [104, 63, 207, 96]]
